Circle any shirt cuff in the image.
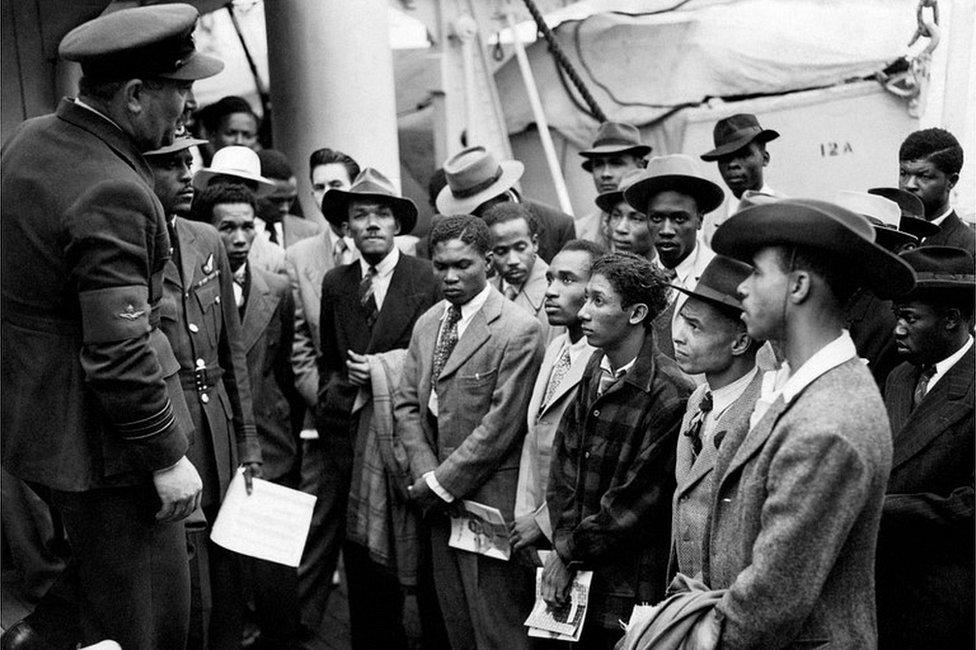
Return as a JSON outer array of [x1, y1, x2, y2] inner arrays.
[[424, 471, 454, 503], [534, 502, 552, 542]]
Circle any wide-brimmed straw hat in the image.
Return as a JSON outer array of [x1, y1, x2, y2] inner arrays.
[[579, 122, 652, 171], [673, 255, 753, 313], [899, 246, 975, 292], [193, 146, 276, 198], [436, 147, 524, 215], [711, 198, 916, 299], [867, 187, 940, 239], [623, 154, 724, 214], [321, 167, 418, 234], [700, 114, 779, 161], [832, 190, 918, 252]]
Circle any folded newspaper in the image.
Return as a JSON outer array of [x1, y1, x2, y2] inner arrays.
[[449, 500, 511, 560], [524, 550, 593, 642]]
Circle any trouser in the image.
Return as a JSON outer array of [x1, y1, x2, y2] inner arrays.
[[47, 482, 190, 650], [415, 517, 452, 650], [429, 516, 534, 649], [344, 540, 408, 649], [186, 505, 244, 650], [0, 469, 65, 601], [297, 438, 352, 632]]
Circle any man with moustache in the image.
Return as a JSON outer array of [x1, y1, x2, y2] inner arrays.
[[898, 128, 974, 254], [484, 202, 559, 342], [544, 252, 693, 649], [697, 199, 915, 647], [669, 255, 761, 579], [0, 6, 220, 647], [396, 215, 543, 649], [510, 240, 603, 557], [879, 246, 974, 649], [575, 122, 651, 247], [623, 154, 723, 359]]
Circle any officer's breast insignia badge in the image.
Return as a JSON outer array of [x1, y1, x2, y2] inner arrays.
[[118, 304, 145, 320], [202, 254, 215, 275]]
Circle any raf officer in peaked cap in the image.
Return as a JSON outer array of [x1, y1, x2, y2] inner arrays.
[[0, 5, 222, 649]]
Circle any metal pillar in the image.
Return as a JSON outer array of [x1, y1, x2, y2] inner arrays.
[[264, 0, 400, 224]]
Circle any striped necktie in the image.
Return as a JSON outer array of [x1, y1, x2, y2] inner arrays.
[[360, 265, 378, 329]]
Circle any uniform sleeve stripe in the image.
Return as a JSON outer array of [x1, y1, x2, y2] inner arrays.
[[117, 400, 176, 440]]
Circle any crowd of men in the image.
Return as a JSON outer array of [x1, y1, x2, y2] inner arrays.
[[1, 4, 973, 650]]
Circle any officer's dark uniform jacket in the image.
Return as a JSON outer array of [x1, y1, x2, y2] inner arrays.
[[161, 216, 261, 507], [1, 99, 193, 489]]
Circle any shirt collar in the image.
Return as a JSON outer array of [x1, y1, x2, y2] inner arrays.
[[599, 353, 637, 377], [359, 246, 399, 278], [444, 283, 492, 321], [933, 335, 973, 382], [778, 330, 858, 403], [710, 366, 759, 416], [74, 98, 123, 132], [668, 241, 703, 283], [930, 206, 954, 227]]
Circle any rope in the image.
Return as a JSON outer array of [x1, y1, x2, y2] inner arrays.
[[519, 0, 608, 122]]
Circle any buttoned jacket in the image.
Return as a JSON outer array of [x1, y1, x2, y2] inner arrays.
[[1, 99, 191, 490], [491, 258, 561, 344], [395, 287, 544, 519], [923, 211, 975, 255], [703, 358, 892, 648]]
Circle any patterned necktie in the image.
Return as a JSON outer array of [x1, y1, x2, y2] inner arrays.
[[662, 266, 678, 281], [541, 346, 573, 412], [333, 237, 348, 267], [912, 365, 936, 410], [504, 284, 519, 301], [360, 266, 378, 329], [684, 391, 713, 457], [431, 305, 462, 384]]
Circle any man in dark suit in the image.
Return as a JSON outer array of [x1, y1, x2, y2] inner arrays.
[[899, 127, 974, 254], [316, 168, 440, 648], [201, 180, 306, 647], [0, 6, 219, 648], [148, 148, 263, 649], [544, 252, 694, 649], [396, 215, 544, 649], [880, 246, 974, 649], [256, 148, 320, 248], [435, 146, 575, 263]]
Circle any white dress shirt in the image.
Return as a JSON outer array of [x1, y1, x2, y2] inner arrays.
[[930, 206, 954, 227], [358, 246, 399, 311], [928, 336, 973, 392], [703, 366, 758, 442]]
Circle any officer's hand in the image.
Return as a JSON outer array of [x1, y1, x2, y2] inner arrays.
[[509, 513, 544, 551], [541, 551, 573, 608], [346, 351, 371, 387], [243, 461, 263, 495], [153, 456, 202, 522]]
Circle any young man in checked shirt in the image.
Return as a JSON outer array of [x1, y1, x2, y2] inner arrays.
[[543, 252, 694, 649]]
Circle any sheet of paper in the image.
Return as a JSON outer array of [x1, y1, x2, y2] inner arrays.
[[448, 500, 511, 560], [210, 468, 316, 567], [524, 550, 593, 642]]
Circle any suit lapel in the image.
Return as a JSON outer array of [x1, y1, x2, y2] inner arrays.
[[369, 257, 417, 351], [177, 219, 199, 289], [539, 345, 592, 415], [438, 291, 501, 380], [720, 394, 788, 484], [164, 257, 182, 288], [892, 346, 974, 470], [527, 338, 561, 418], [520, 260, 549, 313], [241, 269, 279, 353]]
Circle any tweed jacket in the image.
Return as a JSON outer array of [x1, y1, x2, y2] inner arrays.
[[877, 346, 975, 648], [1, 99, 190, 490], [395, 287, 544, 519], [317, 254, 439, 452], [491, 257, 562, 345], [514, 333, 595, 539], [703, 357, 892, 649], [670, 370, 762, 580], [160, 218, 261, 507], [241, 265, 304, 484], [547, 334, 694, 628], [922, 210, 976, 255]]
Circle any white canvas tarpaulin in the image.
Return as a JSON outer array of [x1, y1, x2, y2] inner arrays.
[[496, 0, 918, 145]]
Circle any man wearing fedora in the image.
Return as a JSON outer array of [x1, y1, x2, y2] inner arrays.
[[898, 127, 974, 254], [436, 146, 575, 264], [0, 5, 222, 647], [669, 255, 761, 580], [576, 122, 651, 248], [193, 144, 285, 275], [878, 246, 974, 650], [700, 114, 784, 247], [698, 199, 915, 647], [317, 168, 440, 648], [868, 186, 940, 242], [597, 168, 657, 262], [256, 148, 321, 248], [623, 154, 722, 359]]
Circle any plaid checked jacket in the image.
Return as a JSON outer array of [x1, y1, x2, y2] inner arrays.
[[548, 333, 694, 628]]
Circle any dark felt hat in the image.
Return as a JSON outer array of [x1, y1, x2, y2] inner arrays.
[[321, 167, 418, 234], [623, 154, 724, 214], [594, 168, 648, 213], [867, 187, 940, 239], [899, 246, 975, 290], [673, 255, 753, 313], [59, 4, 223, 81], [711, 198, 916, 299], [700, 114, 780, 161], [579, 122, 652, 171]]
